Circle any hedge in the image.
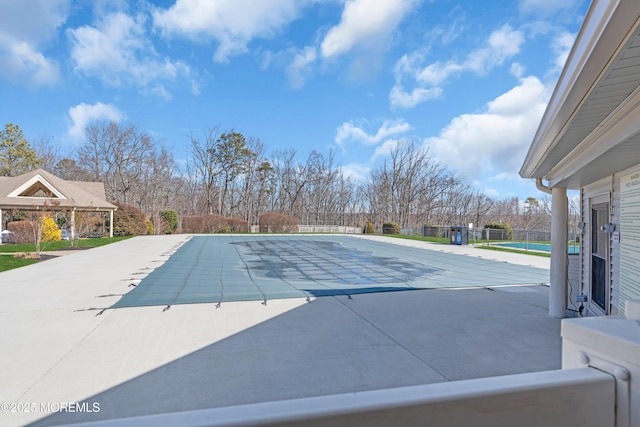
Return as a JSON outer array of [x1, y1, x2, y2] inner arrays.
[[258, 212, 299, 233], [181, 214, 248, 233], [382, 222, 401, 234], [112, 202, 148, 236], [7, 221, 37, 244]]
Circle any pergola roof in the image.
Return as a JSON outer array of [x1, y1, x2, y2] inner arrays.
[[0, 168, 116, 212], [520, 0, 640, 189]]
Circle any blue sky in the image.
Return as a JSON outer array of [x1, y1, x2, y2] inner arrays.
[[0, 0, 588, 200]]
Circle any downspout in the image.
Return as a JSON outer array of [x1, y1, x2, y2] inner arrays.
[[536, 178, 553, 194]]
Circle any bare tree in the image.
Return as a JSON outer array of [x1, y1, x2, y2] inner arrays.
[[365, 140, 466, 229], [32, 135, 60, 172], [77, 121, 155, 204]]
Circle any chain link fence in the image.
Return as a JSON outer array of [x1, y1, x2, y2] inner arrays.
[[400, 225, 581, 252]]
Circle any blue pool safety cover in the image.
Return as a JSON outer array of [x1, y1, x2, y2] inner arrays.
[[111, 235, 549, 308]]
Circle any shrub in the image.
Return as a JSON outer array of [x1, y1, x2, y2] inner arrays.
[[41, 217, 61, 242], [112, 202, 148, 236], [181, 214, 248, 233], [226, 217, 249, 232], [258, 212, 299, 233], [181, 215, 205, 233], [146, 220, 154, 235], [8, 221, 37, 244], [159, 209, 179, 234], [363, 221, 375, 234], [382, 222, 400, 235]]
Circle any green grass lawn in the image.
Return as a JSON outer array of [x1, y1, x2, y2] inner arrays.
[[0, 256, 39, 272], [380, 233, 551, 257], [0, 236, 132, 253], [475, 245, 551, 258], [0, 236, 133, 272]]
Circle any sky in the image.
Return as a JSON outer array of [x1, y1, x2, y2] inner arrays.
[[0, 0, 589, 200]]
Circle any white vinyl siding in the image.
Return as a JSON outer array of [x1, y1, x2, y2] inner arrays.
[[581, 165, 640, 316]]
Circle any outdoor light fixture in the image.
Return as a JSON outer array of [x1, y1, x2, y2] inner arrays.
[[600, 223, 615, 233]]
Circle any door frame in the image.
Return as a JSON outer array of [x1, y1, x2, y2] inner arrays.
[[588, 196, 610, 315]]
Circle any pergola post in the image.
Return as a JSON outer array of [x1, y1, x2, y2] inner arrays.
[[70, 208, 76, 240], [550, 187, 569, 318]]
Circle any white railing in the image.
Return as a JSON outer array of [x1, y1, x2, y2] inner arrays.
[[72, 368, 614, 427]]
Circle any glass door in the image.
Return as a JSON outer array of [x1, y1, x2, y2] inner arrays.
[[591, 204, 609, 313]]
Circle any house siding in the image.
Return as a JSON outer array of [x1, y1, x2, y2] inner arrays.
[[581, 164, 640, 316], [613, 164, 640, 315]]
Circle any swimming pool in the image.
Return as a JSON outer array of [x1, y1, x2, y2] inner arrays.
[[111, 235, 551, 308], [494, 242, 580, 254]]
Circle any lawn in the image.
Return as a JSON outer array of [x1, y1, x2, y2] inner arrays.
[[381, 233, 551, 257], [0, 256, 39, 272], [475, 244, 551, 258], [0, 236, 132, 253], [0, 236, 133, 272]]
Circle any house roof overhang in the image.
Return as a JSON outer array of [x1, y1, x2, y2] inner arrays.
[[520, 0, 640, 189]]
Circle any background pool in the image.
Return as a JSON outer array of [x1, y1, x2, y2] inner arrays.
[[495, 242, 580, 254]]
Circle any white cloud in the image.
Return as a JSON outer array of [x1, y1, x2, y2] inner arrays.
[[68, 102, 125, 139], [389, 86, 443, 109], [320, 0, 418, 59], [336, 119, 412, 147], [68, 12, 190, 90], [464, 25, 524, 74], [417, 61, 464, 86], [286, 46, 317, 89], [427, 11, 466, 46], [153, 0, 303, 63], [484, 188, 500, 198], [0, 41, 61, 87], [510, 62, 525, 78], [550, 31, 576, 75], [426, 75, 549, 180], [372, 139, 402, 159], [339, 163, 370, 182], [0, 0, 69, 87], [390, 25, 525, 109]]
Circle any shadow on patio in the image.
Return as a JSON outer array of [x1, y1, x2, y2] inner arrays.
[[31, 284, 560, 426]]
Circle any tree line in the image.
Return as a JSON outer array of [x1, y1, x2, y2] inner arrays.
[[0, 122, 558, 233]]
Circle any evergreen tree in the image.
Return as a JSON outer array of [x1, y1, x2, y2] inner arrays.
[[0, 123, 43, 176]]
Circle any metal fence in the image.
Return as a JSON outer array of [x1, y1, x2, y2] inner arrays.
[[405, 225, 580, 245]]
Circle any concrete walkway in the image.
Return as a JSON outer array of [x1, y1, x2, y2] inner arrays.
[[0, 235, 558, 426]]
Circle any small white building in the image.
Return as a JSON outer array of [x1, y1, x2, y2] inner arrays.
[[520, 0, 640, 318]]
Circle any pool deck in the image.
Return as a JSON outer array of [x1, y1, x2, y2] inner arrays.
[[0, 235, 557, 426]]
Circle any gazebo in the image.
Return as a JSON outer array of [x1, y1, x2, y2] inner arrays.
[[0, 168, 116, 241]]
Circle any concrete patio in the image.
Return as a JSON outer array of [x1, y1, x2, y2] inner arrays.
[[0, 235, 558, 426]]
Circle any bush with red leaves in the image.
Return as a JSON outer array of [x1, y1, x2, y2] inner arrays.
[[258, 212, 299, 233], [181, 214, 248, 233]]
